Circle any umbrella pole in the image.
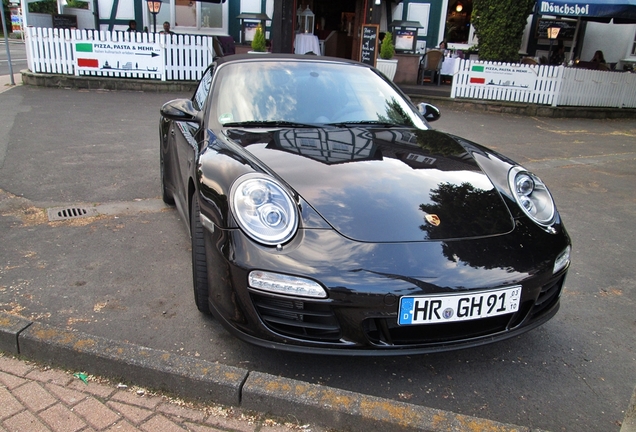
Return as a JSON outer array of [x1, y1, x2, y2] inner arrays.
[[568, 17, 581, 63]]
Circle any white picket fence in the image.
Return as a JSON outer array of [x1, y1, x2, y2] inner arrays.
[[25, 27, 216, 82], [25, 27, 636, 109], [558, 66, 636, 108], [451, 59, 636, 108]]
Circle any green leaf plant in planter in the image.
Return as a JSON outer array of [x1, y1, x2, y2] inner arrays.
[[380, 32, 395, 60], [376, 32, 398, 81], [251, 25, 267, 53]]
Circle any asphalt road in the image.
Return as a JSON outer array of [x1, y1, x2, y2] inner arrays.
[[0, 39, 27, 77], [0, 83, 634, 432]]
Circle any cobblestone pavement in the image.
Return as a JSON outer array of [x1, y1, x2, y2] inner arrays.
[[0, 354, 319, 432]]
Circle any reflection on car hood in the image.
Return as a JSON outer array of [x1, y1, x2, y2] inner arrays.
[[225, 127, 514, 242]]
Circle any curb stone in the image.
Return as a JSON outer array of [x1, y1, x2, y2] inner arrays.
[[242, 371, 544, 432], [17, 318, 248, 407], [1, 312, 545, 432], [0, 313, 32, 354], [622, 387, 636, 432]]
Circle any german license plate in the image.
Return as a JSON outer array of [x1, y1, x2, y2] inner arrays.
[[398, 286, 521, 325]]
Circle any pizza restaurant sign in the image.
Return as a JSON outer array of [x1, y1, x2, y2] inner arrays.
[[540, 2, 591, 16], [73, 41, 164, 79], [468, 64, 537, 91]]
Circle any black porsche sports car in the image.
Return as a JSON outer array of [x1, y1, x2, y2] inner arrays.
[[159, 54, 571, 355]]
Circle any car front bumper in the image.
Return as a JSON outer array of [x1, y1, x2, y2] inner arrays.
[[202, 217, 570, 355]]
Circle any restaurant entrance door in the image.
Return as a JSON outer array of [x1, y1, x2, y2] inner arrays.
[[445, 0, 473, 44], [295, 0, 366, 60]]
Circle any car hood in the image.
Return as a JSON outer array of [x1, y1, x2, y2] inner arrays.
[[225, 127, 514, 242]]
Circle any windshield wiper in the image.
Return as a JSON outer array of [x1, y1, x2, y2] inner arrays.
[[222, 120, 317, 128], [324, 120, 406, 128]]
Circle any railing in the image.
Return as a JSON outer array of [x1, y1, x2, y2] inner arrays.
[[451, 59, 636, 108], [26, 27, 216, 82]]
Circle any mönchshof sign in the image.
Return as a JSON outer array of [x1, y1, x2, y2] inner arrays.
[[73, 41, 164, 79], [540, 2, 592, 16], [539, 0, 636, 20]]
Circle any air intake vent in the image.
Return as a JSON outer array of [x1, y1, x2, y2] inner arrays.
[[250, 292, 342, 342], [47, 206, 99, 222]]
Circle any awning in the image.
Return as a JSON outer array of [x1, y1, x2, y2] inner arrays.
[[538, 0, 636, 23]]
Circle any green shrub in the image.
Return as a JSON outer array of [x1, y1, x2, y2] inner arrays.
[[471, 0, 534, 62], [251, 25, 267, 52], [27, 0, 56, 13], [66, 0, 89, 9], [380, 32, 395, 60]]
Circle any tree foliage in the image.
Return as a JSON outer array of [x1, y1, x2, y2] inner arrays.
[[472, 0, 534, 62], [67, 1, 89, 9], [28, 0, 57, 14]]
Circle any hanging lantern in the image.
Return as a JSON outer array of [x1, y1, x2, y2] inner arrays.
[[300, 6, 315, 34]]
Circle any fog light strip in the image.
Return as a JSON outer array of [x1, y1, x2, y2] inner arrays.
[[249, 271, 327, 299]]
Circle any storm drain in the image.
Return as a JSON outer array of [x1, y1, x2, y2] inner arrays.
[[47, 206, 99, 222]]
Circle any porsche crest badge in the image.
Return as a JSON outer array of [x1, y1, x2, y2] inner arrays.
[[425, 214, 441, 226]]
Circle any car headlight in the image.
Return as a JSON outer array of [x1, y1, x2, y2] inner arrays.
[[508, 167, 556, 227], [230, 173, 298, 246]]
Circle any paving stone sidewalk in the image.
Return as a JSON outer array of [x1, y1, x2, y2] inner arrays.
[[0, 354, 319, 432]]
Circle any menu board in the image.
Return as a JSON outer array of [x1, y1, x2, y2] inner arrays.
[[53, 14, 78, 29], [537, 19, 577, 40], [360, 24, 379, 67]]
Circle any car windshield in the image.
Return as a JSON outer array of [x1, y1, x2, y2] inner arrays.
[[211, 60, 427, 129]]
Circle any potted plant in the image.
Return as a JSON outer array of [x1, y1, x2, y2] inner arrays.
[[376, 32, 398, 81], [250, 25, 268, 53]]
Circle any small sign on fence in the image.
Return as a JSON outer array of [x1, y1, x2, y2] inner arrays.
[[467, 63, 537, 90], [451, 59, 562, 106], [73, 40, 164, 79]]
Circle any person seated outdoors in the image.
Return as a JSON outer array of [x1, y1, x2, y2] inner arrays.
[[590, 50, 610, 70], [126, 20, 137, 32], [161, 22, 175, 35], [549, 41, 565, 66], [590, 50, 606, 64]]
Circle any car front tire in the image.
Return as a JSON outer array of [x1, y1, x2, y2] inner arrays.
[[160, 142, 175, 205], [191, 195, 211, 314]]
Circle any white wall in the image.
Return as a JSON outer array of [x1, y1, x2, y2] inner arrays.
[[61, 7, 95, 29], [580, 22, 635, 63], [26, 12, 53, 28]]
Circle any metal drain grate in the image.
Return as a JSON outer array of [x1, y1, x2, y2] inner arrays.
[[47, 206, 99, 222]]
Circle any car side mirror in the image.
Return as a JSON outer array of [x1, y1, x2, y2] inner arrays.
[[161, 99, 203, 124], [417, 103, 441, 122]]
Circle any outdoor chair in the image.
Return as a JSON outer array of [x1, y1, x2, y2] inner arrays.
[[520, 57, 538, 65], [215, 36, 236, 56], [418, 50, 444, 85]]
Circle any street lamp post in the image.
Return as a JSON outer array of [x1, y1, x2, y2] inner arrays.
[[0, 4, 15, 85], [547, 26, 560, 64], [146, 0, 162, 33]]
